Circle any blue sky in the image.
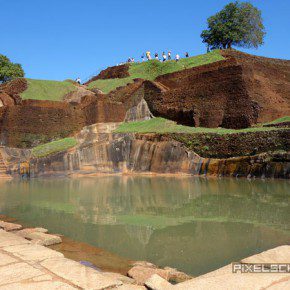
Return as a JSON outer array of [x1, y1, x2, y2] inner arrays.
[[1, 0, 289, 81]]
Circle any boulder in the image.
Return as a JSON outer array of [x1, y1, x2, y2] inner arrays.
[[145, 274, 174, 290], [0, 221, 22, 231], [164, 266, 192, 283], [27, 232, 62, 246], [131, 261, 157, 268], [128, 266, 169, 285]]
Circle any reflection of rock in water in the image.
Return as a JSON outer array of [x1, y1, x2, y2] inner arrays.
[[125, 224, 154, 246], [80, 213, 118, 225]]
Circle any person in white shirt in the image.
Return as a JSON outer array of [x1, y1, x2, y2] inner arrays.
[[162, 52, 167, 62], [76, 77, 81, 84], [175, 54, 180, 62]]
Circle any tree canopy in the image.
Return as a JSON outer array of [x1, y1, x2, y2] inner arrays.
[[201, 1, 266, 50], [0, 54, 24, 83]]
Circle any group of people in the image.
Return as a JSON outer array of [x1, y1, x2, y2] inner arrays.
[[144, 51, 189, 62], [127, 51, 190, 63]]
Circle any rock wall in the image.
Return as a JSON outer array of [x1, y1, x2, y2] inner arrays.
[[105, 50, 290, 129], [144, 60, 258, 129], [0, 96, 126, 148], [221, 50, 290, 123], [21, 133, 289, 179], [85, 64, 130, 84]]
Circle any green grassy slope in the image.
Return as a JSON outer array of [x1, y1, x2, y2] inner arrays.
[[21, 79, 77, 101], [115, 117, 287, 135], [88, 50, 224, 93], [263, 116, 290, 126], [31, 137, 77, 158]]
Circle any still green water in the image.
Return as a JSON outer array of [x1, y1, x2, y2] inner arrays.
[[0, 176, 289, 276]]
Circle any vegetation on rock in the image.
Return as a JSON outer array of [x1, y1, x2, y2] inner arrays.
[[88, 51, 224, 93], [0, 54, 24, 83], [21, 79, 77, 101], [115, 117, 287, 135], [201, 1, 265, 49], [31, 137, 77, 158], [263, 116, 290, 126]]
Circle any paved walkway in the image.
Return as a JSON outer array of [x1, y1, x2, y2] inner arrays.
[[0, 229, 142, 289], [1, 228, 289, 289]]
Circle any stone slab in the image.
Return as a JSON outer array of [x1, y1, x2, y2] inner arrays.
[[26, 231, 62, 246], [3, 243, 63, 262], [0, 252, 18, 266], [16, 228, 48, 237], [0, 220, 22, 231], [0, 229, 30, 248], [102, 272, 135, 284], [41, 257, 123, 290], [32, 274, 53, 282], [242, 245, 290, 264], [267, 277, 290, 289], [0, 281, 77, 289], [174, 246, 290, 290], [145, 274, 174, 290], [0, 262, 44, 286], [114, 285, 147, 290]]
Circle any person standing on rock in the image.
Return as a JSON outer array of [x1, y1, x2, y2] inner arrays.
[[76, 77, 81, 84], [162, 52, 167, 62], [168, 51, 172, 60], [146, 51, 151, 60]]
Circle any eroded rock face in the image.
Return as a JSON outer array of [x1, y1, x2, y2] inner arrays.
[[145, 61, 258, 129], [105, 51, 290, 129], [0, 96, 126, 148], [22, 132, 290, 179]]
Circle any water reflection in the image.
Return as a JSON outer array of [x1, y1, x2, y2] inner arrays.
[[0, 177, 289, 275]]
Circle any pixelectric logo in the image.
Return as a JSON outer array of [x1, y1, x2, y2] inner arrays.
[[232, 263, 290, 274]]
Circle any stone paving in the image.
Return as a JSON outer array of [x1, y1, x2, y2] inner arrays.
[[0, 229, 142, 289], [0, 226, 289, 289]]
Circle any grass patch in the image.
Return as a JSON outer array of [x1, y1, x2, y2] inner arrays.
[[31, 137, 77, 158], [263, 116, 290, 126], [21, 78, 77, 101], [88, 77, 134, 94], [115, 118, 285, 135], [88, 50, 224, 93]]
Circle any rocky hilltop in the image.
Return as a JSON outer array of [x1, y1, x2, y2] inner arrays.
[[0, 50, 289, 179]]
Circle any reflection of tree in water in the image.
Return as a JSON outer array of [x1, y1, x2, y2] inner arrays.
[[0, 176, 289, 231], [125, 224, 154, 246], [60, 177, 290, 233]]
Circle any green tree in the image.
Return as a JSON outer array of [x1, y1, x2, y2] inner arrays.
[[201, 1, 265, 50], [0, 54, 24, 83]]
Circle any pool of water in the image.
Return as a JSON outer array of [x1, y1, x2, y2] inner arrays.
[[0, 176, 289, 276]]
